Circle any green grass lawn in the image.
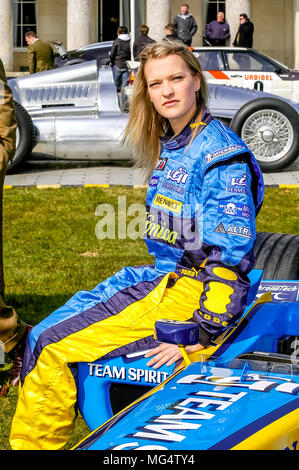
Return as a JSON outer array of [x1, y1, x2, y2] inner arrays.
[[0, 186, 298, 450]]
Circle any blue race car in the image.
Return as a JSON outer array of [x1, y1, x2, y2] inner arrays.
[[72, 231, 299, 451]]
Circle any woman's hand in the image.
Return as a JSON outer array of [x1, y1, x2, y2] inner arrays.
[[145, 342, 204, 369]]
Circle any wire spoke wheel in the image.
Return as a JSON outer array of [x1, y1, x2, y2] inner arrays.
[[230, 98, 299, 171], [241, 109, 293, 162]]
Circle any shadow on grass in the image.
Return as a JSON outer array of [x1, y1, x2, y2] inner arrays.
[[0, 292, 91, 450], [3, 293, 75, 327], [1, 293, 74, 389]]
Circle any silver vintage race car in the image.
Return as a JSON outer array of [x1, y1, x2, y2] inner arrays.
[[8, 60, 299, 172]]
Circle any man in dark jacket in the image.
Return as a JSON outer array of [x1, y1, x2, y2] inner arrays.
[[25, 31, 54, 74], [163, 23, 181, 42], [133, 25, 155, 61], [205, 11, 230, 46], [110, 26, 131, 92], [233, 13, 254, 48], [173, 3, 197, 46]]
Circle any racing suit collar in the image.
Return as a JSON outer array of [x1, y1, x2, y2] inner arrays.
[[160, 107, 213, 150]]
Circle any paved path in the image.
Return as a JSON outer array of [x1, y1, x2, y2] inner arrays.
[[4, 158, 299, 189]]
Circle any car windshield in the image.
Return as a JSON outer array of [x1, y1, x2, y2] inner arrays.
[[192, 50, 225, 70], [79, 41, 113, 51], [225, 51, 288, 72], [202, 351, 299, 377]]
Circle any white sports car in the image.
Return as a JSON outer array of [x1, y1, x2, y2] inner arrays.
[[191, 47, 299, 103]]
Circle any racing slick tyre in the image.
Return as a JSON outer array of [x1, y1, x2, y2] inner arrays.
[[254, 231, 299, 279], [6, 101, 35, 173], [230, 98, 299, 172]]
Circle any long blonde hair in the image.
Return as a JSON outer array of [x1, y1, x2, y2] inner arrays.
[[123, 41, 209, 180]]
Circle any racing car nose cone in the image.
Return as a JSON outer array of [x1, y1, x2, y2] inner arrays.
[[261, 128, 275, 142]]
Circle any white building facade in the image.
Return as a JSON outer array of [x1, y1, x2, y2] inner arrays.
[[0, 0, 298, 72]]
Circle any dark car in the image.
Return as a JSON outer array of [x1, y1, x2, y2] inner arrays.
[[54, 40, 113, 68]]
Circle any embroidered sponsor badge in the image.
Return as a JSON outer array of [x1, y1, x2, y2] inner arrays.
[[226, 171, 248, 194], [162, 180, 185, 195], [155, 158, 168, 171], [153, 193, 182, 214], [205, 145, 244, 164], [166, 166, 189, 185], [217, 201, 252, 219], [149, 176, 159, 187], [161, 166, 190, 197], [214, 223, 253, 239]]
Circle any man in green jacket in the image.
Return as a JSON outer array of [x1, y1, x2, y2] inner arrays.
[[25, 31, 54, 74], [0, 59, 31, 393]]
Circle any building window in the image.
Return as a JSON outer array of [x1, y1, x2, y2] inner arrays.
[[203, 0, 226, 26], [13, 0, 37, 48]]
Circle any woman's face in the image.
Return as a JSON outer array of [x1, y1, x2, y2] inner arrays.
[[144, 54, 201, 134]]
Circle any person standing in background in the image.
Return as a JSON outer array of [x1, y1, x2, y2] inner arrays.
[[205, 11, 230, 46], [25, 31, 54, 74], [173, 3, 197, 46], [233, 13, 254, 48], [133, 25, 155, 61], [163, 24, 180, 42], [109, 26, 131, 92]]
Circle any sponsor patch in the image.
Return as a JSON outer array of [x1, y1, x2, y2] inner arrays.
[[149, 176, 159, 187], [226, 171, 248, 194], [155, 158, 168, 171], [166, 166, 189, 185], [205, 145, 244, 164], [144, 211, 179, 245], [214, 223, 253, 239], [217, 201, 252, 219], [255, 281, 299, 302], [153, 193, 182, 214], [162, 180, 185, 195]]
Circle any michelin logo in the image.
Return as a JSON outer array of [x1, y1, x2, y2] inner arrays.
[[205, 145, 244, 164], [218, 201, 252, 219]]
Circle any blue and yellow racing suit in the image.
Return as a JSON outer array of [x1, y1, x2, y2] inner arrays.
[[10, 110, 264, 449]]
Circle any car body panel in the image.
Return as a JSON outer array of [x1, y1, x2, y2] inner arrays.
[[54, 40, 113, 68], [73, 280, 299, 450], [75, 363, 299, 450], [192, 47, 299, 102], [8, 60, 299, 162], [9, 61, 130, 160]]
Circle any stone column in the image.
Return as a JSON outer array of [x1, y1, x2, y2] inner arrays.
[[0, 0, 14, 72], [295, 0, 299, 69], [67, 0, 92, 50], [146, 0, 170, 41], [226, 0, 251, 46]]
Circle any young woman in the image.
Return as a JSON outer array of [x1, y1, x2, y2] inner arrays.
[[10, 42, 264, 450]]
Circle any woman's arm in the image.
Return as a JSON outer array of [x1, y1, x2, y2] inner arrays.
[[192, 156, 256, 341]]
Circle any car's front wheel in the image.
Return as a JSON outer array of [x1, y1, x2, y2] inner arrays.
[[6, 101, 35, 173], [230, 98, 299, 172]]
